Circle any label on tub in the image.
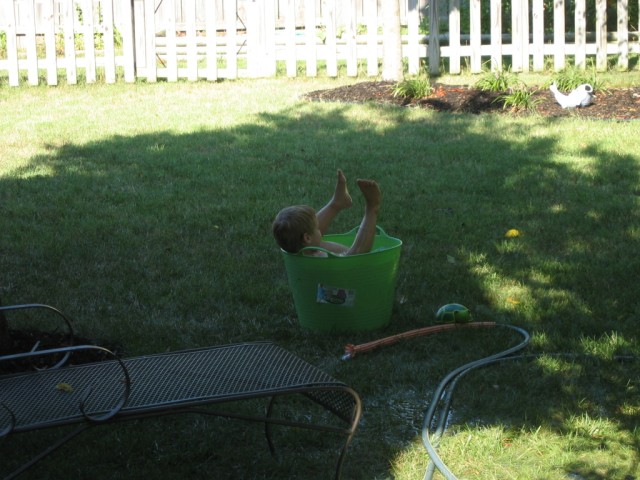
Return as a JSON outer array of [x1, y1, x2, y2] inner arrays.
[[316, 284, 355, 307]]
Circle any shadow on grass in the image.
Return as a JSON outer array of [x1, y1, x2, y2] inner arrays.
[[1, 100, 638, 479]]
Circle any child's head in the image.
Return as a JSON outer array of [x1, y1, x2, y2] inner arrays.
[[273, 205, 317, 253]]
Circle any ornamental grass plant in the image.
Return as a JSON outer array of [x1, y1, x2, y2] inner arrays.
[[1, 75, 639, 479]]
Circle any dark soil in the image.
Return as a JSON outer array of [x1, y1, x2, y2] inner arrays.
[[303, 81, 640, 120]]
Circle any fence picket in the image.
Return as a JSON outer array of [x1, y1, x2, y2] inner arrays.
[[618, 0, 629, 69], [575, 0, 587, 68], [43, 0, 57, 85], [22, 0, 38, 85], [3, 0, 20, 86], [82, 0, 97, 83], [364, 0, 377, 77], [324, 0, 338, 77], [165, 0, 179, 82], [470, 0, 481, 73], [185, 0, 197, 80], [532, 0, 543, 71], [1, 0, 639, 87], [345, 0, 357, 76], [448, 0, 460, 74], [205, 0, 217, 81], [62, 0, 77, 84], [304, 0, 316, 77], [265, 0, 277, 77], [224, 0, 237, 79], [407, 0, 419, 75], [121, 0, 135, 82], [596, 0, 607, 70], [102, 0, 116, 84], [284, 0, 296, 77]]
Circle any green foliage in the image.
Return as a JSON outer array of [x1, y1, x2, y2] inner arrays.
[[553, 63, 609, 93], [0, 31, 6, 59], [497, 82, 542, 112], [392, 76, 433, 99], [475, 68, 518, 92]]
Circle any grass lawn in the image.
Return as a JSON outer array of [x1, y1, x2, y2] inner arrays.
[[1, 74, 639, 479]]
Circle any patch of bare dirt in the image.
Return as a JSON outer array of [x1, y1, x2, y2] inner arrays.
[[303, 81, 640, 121]]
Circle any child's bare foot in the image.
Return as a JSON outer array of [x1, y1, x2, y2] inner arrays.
[[357, 179, 382, 212], [331, 169, 353, 211]]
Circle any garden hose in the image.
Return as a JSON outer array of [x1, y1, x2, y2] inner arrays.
[[342, 321, 637, 479], [421, 324, 530, 480], [341, 322, 497, 361], [422, 349, 639, 480], [341, 321, 530, 479]]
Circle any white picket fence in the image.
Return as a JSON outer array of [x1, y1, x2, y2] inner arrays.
[[1, 0, 639, 87]]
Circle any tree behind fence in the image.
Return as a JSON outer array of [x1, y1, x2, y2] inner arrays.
[[0, 0, 638, 87]]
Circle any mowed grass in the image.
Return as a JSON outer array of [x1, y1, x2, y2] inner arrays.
[[1, 74, 639, 479]]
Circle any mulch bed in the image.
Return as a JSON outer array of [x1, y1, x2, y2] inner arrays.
[[303, 81, 640, 121]]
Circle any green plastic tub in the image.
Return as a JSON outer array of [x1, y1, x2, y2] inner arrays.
[[280, 226, 402, 332]]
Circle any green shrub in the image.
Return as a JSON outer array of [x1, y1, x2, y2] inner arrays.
[[475, 68, 518, 92], [552, 64, 608, 93], [497, 83, 542, 112], [392, 76, 433, 99]]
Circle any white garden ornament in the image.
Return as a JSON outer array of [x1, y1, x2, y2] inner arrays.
[[549, 83, 594, 109]]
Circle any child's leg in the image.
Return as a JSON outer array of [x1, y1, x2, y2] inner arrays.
[[316, 169, 353, 234], [345, 179, 382, 255]]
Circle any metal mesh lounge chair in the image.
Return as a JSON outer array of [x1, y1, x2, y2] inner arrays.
[[0, 304, 362, 479]]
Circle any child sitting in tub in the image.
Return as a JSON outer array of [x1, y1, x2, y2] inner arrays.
[[273, 169, 382, 256]]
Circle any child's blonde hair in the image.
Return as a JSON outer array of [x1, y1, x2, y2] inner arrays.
[[273, 205, 316, 253]]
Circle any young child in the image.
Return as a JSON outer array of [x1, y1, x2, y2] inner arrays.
[[273, 169, 382, 256]]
